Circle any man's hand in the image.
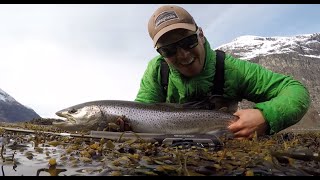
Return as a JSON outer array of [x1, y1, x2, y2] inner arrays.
[[227, 109, 268, 139]]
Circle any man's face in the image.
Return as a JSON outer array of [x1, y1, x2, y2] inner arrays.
[[156, 28, 206, 77]]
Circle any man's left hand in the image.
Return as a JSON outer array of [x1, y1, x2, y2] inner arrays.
[[227, 109, 268, 139]]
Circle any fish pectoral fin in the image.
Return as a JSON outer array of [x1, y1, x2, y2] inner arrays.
[[206, 129, 224, 135], [107, 122, 120, 131], [206, 129, 235, 139], [116, 115, 132, 132]]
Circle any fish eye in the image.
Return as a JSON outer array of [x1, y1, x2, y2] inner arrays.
[[68, 109, 77, 113]]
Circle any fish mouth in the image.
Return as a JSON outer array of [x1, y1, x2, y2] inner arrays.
[[52, 120, 72, 126], [54, 112, 77, 125]]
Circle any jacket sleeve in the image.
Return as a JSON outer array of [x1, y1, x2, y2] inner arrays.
[[135, 57, 166, 103], [233, 56, 311, 134]]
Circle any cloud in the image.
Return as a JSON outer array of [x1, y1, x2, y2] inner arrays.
[[0, 4, 160, 118], [0, 4, 319, 118], [203, 4, 298, 48], [0, 36, 149, 118]]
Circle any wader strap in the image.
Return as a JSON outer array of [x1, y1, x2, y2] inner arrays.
[[160, 60, 169, 93], [213, 50, 225, 95]]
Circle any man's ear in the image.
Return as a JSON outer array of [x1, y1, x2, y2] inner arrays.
[[198, 27, 205, 42]]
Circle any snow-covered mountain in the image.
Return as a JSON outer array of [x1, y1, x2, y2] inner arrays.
[[0, 88, 41, 122], [218, 33, 320, 130], [217, 33, 320, 60], [0, 88, 16, 103]]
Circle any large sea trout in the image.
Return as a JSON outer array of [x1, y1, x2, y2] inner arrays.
[[54, 100, 239, 134]]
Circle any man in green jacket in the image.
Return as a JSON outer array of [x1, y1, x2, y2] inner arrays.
[[135, 5, 310, 138]]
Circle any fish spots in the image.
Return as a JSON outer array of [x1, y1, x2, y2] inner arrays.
[[55, 100, 237, 134]]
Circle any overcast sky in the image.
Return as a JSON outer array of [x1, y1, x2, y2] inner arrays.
[[0, 4, 320, 118]]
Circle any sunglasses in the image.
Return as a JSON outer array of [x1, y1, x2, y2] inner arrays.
[[156, 34, 199, 58]]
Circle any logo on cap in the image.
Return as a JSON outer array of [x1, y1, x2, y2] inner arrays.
[[155, 11, 179, 28]]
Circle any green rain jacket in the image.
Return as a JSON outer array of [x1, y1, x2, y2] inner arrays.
[[135, 39, 311, 134]]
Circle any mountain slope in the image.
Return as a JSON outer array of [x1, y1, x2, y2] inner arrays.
[[0, 88, 41, 122], [217, 33, 320, 131]]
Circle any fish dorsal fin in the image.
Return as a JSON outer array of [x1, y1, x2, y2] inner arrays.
[[153, 102, 185, 109], [218, 107, 228, 113]]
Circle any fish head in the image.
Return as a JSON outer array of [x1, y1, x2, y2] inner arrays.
[[53, 104, 103, 131]]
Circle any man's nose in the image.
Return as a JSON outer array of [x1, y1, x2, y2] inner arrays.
[[175, 47, 190, 59]]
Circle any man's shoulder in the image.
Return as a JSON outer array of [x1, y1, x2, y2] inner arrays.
[[223, 53, 256, 67], [141, 55, 165, 78], [146, 55, 165, 69]]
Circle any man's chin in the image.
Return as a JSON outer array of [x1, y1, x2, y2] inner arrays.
[[181, 64, 203, 77], [181, 70, 201, 77]]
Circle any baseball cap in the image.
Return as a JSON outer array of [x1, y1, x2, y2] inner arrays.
[[148, 5, 197, 47]]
